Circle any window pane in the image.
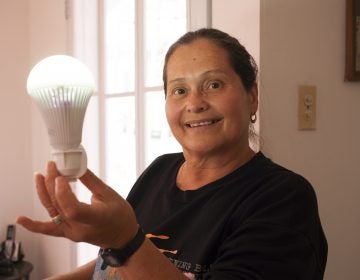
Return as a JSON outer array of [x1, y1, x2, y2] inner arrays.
[[106, 96, 136, 197], [104, 0, 135, 93], [144, 0, 187, 87], [145, 91, 182, 166], [82, 96, 100, 173]]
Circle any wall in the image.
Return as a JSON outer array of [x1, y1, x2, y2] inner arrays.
[[1, 0, 359, 278], [212, 0, 260, 66], [0, 0, 73, 279], [260, 0, 360, 279], [28, 0, 75, 278], [214, 0, 360, 279], [259, 0, 360, 279], [0, 0, 35, 275]]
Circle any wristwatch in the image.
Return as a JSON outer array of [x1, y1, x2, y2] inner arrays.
[[100, 226, 145, 269]]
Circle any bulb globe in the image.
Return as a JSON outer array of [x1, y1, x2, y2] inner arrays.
[[27, 55, 95, 180]]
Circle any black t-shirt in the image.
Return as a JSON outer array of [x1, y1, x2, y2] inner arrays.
[[93, 152, 327, 279]]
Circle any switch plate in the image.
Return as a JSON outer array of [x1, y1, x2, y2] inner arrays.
[[298, 85, 316, 130]]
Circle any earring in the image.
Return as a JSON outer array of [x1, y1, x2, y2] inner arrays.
[[250, 113, 257, 123]]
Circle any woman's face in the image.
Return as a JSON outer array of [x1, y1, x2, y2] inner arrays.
[[165, 39, 258, 157]]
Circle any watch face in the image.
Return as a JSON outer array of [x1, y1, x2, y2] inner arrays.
[[100, 227, 145, 268], [101, 250, 124, 267]]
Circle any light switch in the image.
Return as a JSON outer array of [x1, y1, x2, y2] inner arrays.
[[298, 85, 316, 130]]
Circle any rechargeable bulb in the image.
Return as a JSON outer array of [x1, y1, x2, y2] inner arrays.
[[27, 55, 95, 180]]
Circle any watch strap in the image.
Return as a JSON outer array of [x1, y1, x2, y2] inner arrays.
[[100, 226, 145, 269]]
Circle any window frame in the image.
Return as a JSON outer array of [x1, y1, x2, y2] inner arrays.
[[69, 0, 211, 266]]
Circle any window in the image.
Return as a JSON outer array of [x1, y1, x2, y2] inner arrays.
[[103, 0, 187, 197], [70, 0, 211, 266]]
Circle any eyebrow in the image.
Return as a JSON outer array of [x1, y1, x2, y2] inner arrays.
[[167, 69, 226, 85]]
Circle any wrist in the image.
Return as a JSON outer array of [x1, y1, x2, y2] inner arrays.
[[100, 226, 145, 268], [111, 222, 139, 249], [104, 203, 138, 249]]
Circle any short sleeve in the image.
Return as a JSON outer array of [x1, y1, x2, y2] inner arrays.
[[203, 174, 327, 280]]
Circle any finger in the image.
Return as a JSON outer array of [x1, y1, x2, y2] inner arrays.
[[35, 173, 59, 218], [16, 216, 63, 237], [55, 176, 98, 224], [79, 169, 110, 197], [44, 161, 61, 210]]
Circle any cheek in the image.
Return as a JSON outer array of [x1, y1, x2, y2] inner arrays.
[[165, 100, 180, 128], [221, 97, 251, 125]]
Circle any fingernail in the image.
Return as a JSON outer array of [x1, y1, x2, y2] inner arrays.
[[34, 172, 42, 182], [55, 176, 66, 184]]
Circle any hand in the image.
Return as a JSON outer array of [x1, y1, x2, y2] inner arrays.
[[17, 162, 138, 249]]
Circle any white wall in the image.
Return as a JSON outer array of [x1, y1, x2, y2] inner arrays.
[[28, 0, 75, 278], [0, 0, 73, 279], [0, 0, 35, 275]]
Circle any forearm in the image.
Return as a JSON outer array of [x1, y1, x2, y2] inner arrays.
[[45, 259, 96, 280], [118, 238, 188, 280]]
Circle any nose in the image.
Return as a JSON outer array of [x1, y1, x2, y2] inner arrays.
[[186, 91, 209, 113]]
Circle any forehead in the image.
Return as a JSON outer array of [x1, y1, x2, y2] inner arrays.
[[167, 39, 231, 72]]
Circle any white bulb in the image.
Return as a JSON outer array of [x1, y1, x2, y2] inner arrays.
[[27, 55, 95, 180]]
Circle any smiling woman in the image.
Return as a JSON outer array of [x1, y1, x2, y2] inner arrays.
[[166, 41, 256, 162], [18, 28, 327, 280], [164, 33, 258, 174]]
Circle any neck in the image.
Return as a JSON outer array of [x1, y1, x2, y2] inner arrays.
[[177, 147, 255, 191]]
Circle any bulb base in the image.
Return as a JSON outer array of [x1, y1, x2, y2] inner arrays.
[[51, 145, 87, 181]]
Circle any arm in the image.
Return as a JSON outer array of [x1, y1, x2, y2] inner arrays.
[[205, 174, 327, 279], [118, 238, 188, 279], [17, 162, 187, 280], [45, 259, 96, 280]]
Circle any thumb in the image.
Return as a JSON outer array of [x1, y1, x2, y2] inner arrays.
[[55, 176, 95, 223], [79, 169, 111, 197]]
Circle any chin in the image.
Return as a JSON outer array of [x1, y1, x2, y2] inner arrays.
[[182, 141, 221, 155]]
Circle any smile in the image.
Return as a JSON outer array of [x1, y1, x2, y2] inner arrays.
[[185, 119, 221, 128]]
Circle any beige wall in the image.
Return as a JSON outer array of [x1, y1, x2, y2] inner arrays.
[[0, 0, 73, 279], [212, 0, 260, 66], [28, 0, 75, 279], [260, 1, 360, 279], [214, 0, 360, 279], [1, 0, 359, 279], [0, 0, 35, 276]]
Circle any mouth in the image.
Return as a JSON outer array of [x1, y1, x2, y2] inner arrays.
[[185, 118, 222, 128]]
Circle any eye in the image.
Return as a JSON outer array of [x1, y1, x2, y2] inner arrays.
[[206, 81, 222, 91], [173, 87, 187, 96]]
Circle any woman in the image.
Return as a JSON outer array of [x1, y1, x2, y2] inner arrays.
[[17, 28, 327, 279]]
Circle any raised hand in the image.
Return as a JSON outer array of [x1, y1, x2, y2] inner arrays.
[[17, 161, 138, 249]]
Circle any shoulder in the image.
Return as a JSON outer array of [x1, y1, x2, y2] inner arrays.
[[205, 153, 328, 278], [126, 153, 183, 201], [261, 154, 317, 205], [235, 152, 321, 228], [251, 152, 317, 200], [239, 154, 319, 235]]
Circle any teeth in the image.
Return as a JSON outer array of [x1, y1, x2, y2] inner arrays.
[[189, 120, 215, 128]]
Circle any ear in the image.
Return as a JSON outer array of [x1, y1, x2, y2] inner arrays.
[[248, 83, 259, 115]]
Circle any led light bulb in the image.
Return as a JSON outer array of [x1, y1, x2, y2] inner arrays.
[[27, 55, 95, 180]]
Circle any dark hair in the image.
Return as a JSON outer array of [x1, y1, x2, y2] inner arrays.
[[163, 28, 258, 94]]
